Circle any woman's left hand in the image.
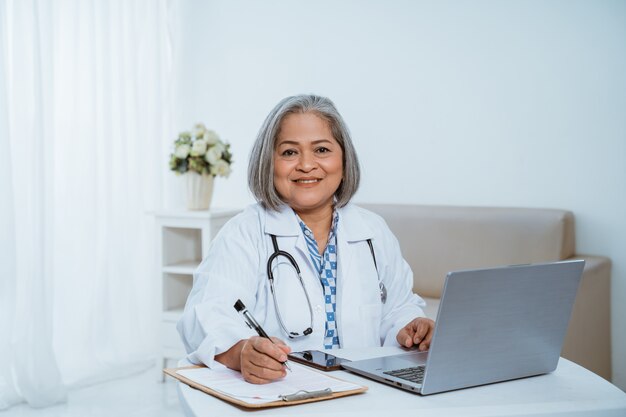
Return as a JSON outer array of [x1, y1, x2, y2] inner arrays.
[[397, 317, 435, 351]]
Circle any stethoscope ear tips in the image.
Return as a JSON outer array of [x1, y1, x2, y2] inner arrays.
[[304, 328, 313, 336]]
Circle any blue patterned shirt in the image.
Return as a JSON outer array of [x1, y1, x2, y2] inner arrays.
[[297, 212, 340, 349]]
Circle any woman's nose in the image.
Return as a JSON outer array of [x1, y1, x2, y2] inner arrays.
[[296, 151, 316, 172]]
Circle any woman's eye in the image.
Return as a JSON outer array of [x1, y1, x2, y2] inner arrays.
[[316, 147, 330, 153], [281, 149, 297, 157]]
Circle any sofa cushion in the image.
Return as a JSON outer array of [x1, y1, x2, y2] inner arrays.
[[360, 204, 576, 298]]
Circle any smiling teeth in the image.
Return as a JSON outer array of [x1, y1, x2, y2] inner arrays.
[[296, 179, 319, 183]]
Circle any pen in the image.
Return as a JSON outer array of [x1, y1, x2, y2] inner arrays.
[[234, 299, 292, 371]]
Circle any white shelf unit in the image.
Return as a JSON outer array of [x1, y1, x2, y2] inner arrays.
[[155, 208, 240, 375]]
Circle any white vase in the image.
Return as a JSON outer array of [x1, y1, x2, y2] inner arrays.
[[186, 172, 214, 210]]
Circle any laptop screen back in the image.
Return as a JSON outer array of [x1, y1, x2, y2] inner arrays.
[[421, 260, 584, 395]]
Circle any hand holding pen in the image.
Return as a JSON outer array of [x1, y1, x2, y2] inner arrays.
[[234, 299, 292, 383]]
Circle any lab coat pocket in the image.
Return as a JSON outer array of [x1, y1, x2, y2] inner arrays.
[[358, 303, 382, 347]]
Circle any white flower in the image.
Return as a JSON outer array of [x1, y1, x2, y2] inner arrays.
[[213, 141, 226, 154], [203, 130, 220, 145], [190, 139, 208, 156], [211, 159, 231, 177], [193, 123, 206, 138], [170, 124, 233, 178], [174, 144, 191, 159], [205, 145, 223, 165]]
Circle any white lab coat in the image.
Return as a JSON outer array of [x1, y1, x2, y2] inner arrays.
[[177, 203, 426, 367]]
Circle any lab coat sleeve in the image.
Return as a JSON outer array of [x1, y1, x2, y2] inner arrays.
[[176, 213, 262, 368], [373, 217, 427, 347]]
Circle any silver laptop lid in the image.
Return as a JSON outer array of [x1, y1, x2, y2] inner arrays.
[[421, 260, 584, 395]]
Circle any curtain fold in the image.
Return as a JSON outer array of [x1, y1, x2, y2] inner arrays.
[[0, 0, 172, 409], [0, 1, 23, 410], [0, 0, 67, 409]]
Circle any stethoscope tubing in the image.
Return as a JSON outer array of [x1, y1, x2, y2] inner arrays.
[[266, 234, 385, 339], [267, 237, 314, 338]]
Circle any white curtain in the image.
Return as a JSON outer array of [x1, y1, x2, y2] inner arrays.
[[0, 0, 173, 409]]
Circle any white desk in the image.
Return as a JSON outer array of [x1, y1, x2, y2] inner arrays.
[[176, 351, 626, 417]]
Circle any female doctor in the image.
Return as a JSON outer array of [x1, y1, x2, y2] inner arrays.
[[177, 94, 435, 384]]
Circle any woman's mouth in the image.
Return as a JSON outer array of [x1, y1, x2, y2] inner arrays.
[[292, 178, 321, 184]]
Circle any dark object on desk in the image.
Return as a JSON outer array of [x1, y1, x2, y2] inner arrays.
[[289, 350, 350, 371]]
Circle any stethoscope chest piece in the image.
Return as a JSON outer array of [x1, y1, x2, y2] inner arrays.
[[380, 281, 387, 304]]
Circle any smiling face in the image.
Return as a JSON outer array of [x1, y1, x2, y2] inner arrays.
[[273, 112, 344, 217]]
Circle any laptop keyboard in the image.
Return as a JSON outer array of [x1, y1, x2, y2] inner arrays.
[[383, 366, 426, 384]]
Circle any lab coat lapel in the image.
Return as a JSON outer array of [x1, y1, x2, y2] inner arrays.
[[263, 205, 317, 283], [336, 204, 375, 347], [264, 204, 300, 237]]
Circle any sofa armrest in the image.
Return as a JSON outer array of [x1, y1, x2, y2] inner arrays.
[[561, 254, 611, 380]]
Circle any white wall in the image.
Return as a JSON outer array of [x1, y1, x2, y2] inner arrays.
[[170, 0, 626, 388]]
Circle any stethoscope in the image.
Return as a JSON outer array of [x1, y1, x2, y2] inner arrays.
[[266, 234, 387, 339]]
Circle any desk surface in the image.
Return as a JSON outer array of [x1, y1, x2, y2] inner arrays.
[[177, 352, 626, 417]]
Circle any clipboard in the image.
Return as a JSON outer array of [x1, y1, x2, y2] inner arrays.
[[164, 365, 368, 409]]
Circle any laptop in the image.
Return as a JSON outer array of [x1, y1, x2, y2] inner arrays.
[[341, 260, 584, 395]]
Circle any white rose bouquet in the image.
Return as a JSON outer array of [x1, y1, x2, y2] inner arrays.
[[169, 123, 233, 177]]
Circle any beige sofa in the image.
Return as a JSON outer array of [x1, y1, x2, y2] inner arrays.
[[361, 204, 612, 381]]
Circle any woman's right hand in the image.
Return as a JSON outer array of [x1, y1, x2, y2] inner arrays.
[[240, 336, 291, 384], [216, 336, 291, 384]]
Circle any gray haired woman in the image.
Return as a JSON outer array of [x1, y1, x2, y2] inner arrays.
[[177, 94, 434, 384]]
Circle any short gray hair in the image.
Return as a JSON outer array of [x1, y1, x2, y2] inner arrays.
[[248, 94, 361, 211]]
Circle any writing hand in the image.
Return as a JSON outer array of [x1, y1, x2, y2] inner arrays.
[[239, 336, 291, 384], [397, 317, 435, 351]]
